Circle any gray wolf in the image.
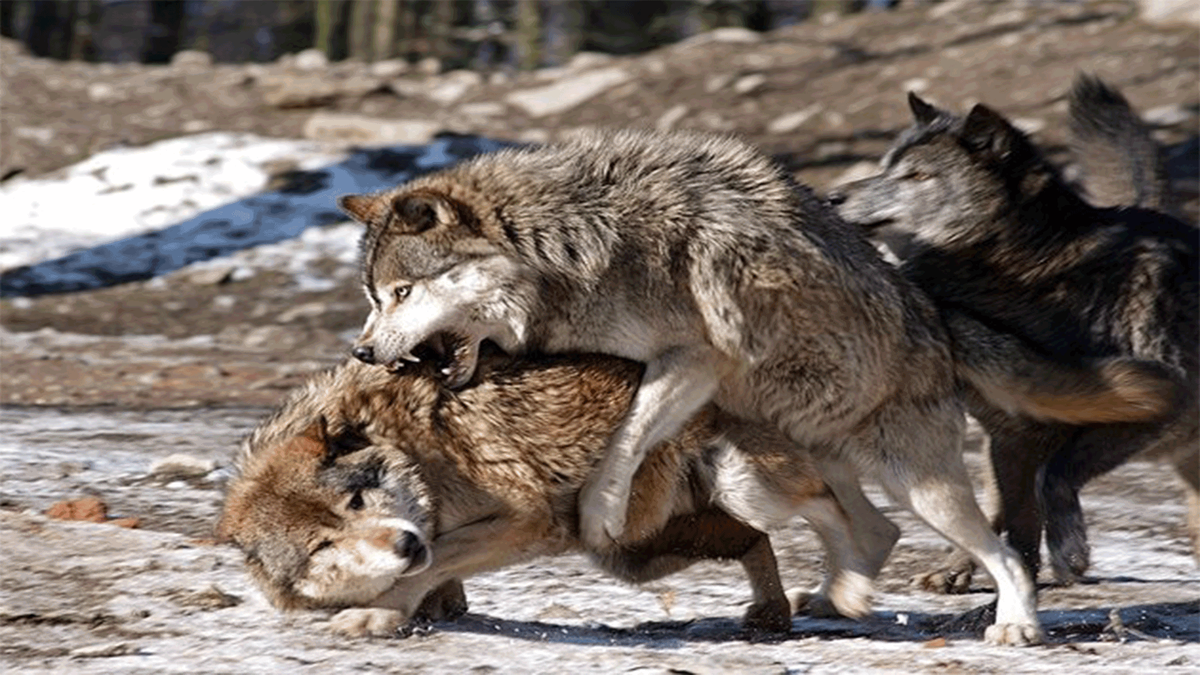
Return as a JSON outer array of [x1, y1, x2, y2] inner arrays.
[[831, 82, 1198, 589], [339, 128, 1179, 643], [217, 349, 864, 636]]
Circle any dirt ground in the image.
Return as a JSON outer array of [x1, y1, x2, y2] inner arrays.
[[1, 1, 1197, 672]]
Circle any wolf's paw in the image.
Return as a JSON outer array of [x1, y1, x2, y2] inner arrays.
[[984, 622, 1044, 646], [578, 479, 628, 550], [743, 599, 792, 633], [1048, 536, 1090, 586], [329, 608, 407, 637], [788, 590, 842, 619], [914, 562, 975, 595], [413, 579, 468, 622]]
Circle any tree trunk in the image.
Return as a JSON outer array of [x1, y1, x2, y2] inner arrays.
[[347, 0, 374, 60], [28, 0, 75, 60], [542, 0, 581, 67], [514, 0, 540, 70], [142, 0, 185, 64], [314, 0, 335, 57], [372, 0, 398, 61]]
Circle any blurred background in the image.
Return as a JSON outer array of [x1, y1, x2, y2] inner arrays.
[[1, 0, 1197, 408], [2, 0, 900, 67]]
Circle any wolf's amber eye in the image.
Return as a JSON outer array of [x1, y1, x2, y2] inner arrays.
[[347, 490, 366, 511], [394, 285, 412, 302], [904, 171, 934, 182]]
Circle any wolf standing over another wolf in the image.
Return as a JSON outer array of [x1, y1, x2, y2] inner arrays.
[[832, 77, 1198, 589], [336, 128, 1181, 644]]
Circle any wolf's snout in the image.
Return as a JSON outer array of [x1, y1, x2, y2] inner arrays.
[[397, 530, 429, 573], [352, 345, 376, 365]]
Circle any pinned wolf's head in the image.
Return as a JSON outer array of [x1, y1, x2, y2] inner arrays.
[[832, 93, 1057, 248], [217, 377, 435, 611], [340, 187, 536, 388]]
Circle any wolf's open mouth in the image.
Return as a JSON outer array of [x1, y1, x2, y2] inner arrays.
[[412, 331, 479, 389]]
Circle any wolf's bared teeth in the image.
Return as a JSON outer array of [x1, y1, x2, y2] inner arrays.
[[399, 352, 421, 363]]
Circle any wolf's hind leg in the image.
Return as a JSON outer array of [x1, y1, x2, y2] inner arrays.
[[1041, 422, 1159, 584], [872, 418, 1042, 645], [597, 510, 791, 632], [579, 345, 721, 549], [788, 460, 894, 619]]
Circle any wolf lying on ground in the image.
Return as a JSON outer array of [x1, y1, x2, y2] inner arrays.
[[337, 128, 1182, 644], [218, 349, 868, 637], [832, 76, 1198, 589]]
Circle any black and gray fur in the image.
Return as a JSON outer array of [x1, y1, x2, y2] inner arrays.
[[833, 80, 1199, 588]]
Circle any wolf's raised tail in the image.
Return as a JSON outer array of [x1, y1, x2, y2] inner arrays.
[[1068, 73, 1171, 213], [946, 310, 1184, 425]]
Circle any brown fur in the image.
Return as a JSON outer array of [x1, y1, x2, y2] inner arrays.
[[218, 349, 865, 636]]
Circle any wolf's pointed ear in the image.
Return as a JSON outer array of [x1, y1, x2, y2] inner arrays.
[[339, 193, 387, 227], [389, 193, 453, 234], [961, 104, 1022, 160], [908, 92, 941, 126]]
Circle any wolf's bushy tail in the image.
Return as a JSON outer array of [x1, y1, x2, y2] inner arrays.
[[946, 310, 1183, 425], [1068, 73, 1171, 212]]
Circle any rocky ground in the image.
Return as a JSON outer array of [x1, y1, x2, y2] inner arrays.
[[1, 0, 1198, 672]]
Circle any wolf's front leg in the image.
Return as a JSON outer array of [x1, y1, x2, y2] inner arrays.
[[579, 345, 721, 549]]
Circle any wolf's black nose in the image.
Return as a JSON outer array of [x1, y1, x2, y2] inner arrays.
[[352, 345, 376, 364]]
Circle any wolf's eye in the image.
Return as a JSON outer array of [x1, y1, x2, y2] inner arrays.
[[393, 284, 412, 302], [347, 490, 366, 511], [904, 171, 934, 182], [312, 539, 334, 554]]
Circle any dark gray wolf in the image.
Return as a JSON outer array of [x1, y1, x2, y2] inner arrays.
[[337, 128, 1180, 643], [832, 81, 1198, 589], [217, 349, 863, 636]]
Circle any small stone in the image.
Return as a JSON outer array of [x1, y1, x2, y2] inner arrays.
[[171, 50, 212, 68], [185, 265, 234, 286], [149, 454, 217, 479], [767, 104, 823, 134], [459, 102, 506, 118], [302, 112, 440, 145], [705, 73, 734, 94], [733, 73, 767, 95], [1143, 104, 1190, 127], [923, 637, 948, 648], [87, 83, 117, 102], [417, 56, 442, 75], [294, 48, 329, 71], [46, 496, 107, 523], [70, 642, 138, 659], [505, 67, 632, 118], [656, 104, 689, 131], [369, 59, 409, 78]]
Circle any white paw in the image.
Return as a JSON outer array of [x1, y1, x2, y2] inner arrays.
[[578, 480, 628, 550], [329, 608, 407, 637], [984, 622, 1044, 646]]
